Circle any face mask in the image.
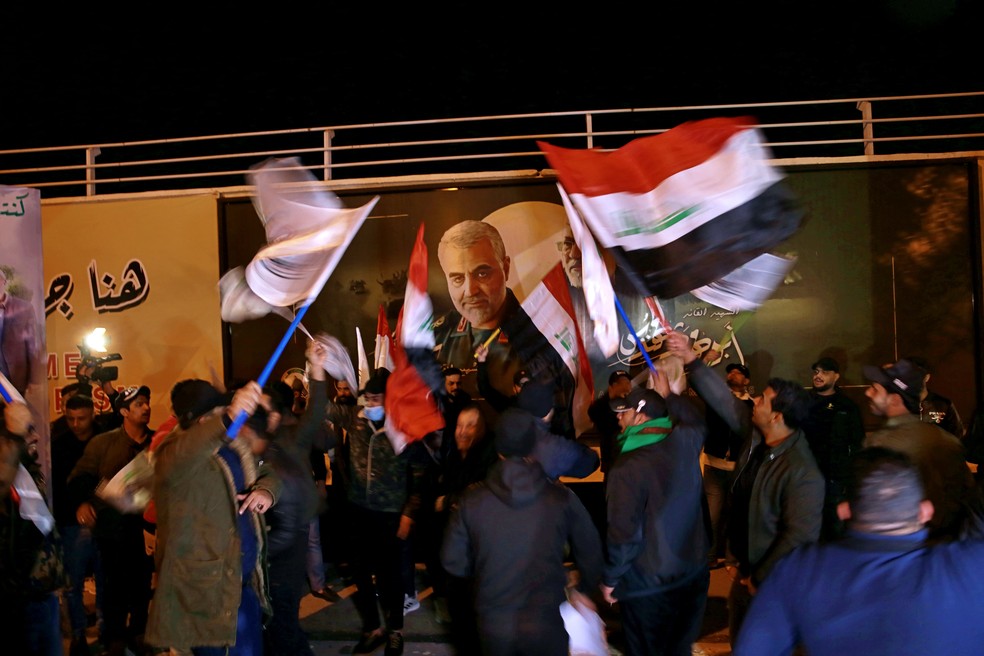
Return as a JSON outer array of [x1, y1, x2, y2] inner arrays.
[[364, 405, 384, 422]]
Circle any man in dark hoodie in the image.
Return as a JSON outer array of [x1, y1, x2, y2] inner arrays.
[[441, 407, 604, 656], [602, 375, 709, 656]]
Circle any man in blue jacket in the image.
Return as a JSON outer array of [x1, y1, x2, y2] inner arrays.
[[735, 447, 984, 655]]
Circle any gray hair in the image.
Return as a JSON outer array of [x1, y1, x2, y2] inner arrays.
[[438, 220, 507, 267]]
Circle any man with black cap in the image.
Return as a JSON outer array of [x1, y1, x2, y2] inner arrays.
[[441, 406, 604, 656], [801, 356, 865, 540], [702, 361, 753, 567], [146, 378, 280, 656], [588, 369, 633, 475], [322, 366, 428, 656], [68, 383, 155, 656], [601, 375, 709, 656], [862, 358, 976, 540]]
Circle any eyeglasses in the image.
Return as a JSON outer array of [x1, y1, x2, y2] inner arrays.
[[555, 238, 577, 254]]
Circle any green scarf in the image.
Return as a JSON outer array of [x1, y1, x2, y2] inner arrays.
[[617, 416, 674, 454]]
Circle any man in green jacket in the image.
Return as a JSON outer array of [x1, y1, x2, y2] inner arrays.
[[146, 379, 282, 655]]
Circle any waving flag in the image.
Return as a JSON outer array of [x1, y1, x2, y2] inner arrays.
[[557, 184, 619, 358], [242, 157, 379, 307], [356, 327, 371, 391], [219, 156, 375, 437], [519, 264, 595, 436], [374, 304, 395, 372], [384, 224, 444, 454], [539, 117, 803, 308]]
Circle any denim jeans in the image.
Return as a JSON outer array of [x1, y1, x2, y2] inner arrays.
[[60, 524, 103, 638], [306, 517, 326, 591], [25, 593, 63, 656]]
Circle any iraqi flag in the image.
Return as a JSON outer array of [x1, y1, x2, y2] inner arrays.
[[384, 223, 445, 454], [519, 263, 595, 437], [374, 304, 395, 372], [538, 117, 803, 308]]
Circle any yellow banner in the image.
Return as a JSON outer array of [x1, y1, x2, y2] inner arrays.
[[43, 194, 223, 425]]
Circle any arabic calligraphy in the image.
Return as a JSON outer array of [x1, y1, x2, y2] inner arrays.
[[0, 191, 29, 216], [45, 273, 75, 318], [45, 260, 152, 320], [89, 259, 151, 313]]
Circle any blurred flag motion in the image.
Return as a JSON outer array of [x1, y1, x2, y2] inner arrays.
[[539, 117, 804, 311], [384, 223, 444, 454]]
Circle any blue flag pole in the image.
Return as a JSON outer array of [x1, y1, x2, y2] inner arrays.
[[614, 295, 658, 373], [0, 386, 12, 403], [227, 301, 313, 438]]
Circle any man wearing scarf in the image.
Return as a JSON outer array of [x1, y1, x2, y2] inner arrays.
[[601, 380, 709, 656]]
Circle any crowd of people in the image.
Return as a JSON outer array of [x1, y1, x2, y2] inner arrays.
[[4, 323, 984, 656]]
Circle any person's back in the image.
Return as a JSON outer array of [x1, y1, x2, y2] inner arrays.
[[735, 447, 984, 656], [441, 408, 603, 656]]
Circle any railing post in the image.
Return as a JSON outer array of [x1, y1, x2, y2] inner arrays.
[[857, 100, 874, 156], [585, 113, 594, 149], [323, 129, 335, 181], [86, 147, 101, 197]]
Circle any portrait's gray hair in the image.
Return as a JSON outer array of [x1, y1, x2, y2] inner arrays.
[[438, 220, 507, 267]]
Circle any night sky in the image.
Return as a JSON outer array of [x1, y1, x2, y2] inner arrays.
[[2, 2, 977, 150]]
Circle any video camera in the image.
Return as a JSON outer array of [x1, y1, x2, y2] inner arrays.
[[77, 342, 122, 390]]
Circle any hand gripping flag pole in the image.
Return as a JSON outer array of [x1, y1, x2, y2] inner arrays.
[[221, 157, 378, 437]]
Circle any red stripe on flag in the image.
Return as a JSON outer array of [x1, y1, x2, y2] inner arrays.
[[538, 116, 754, 197], [540, 264, 594, 394]]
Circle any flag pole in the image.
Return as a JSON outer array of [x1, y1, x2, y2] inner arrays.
[[227, 301, 313, 438], [614, 295, 657, 373]]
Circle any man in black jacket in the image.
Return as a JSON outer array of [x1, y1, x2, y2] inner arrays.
[[666, 330, 824, 648], [601, 378, 709, 656], [441, 407, 603, 656]]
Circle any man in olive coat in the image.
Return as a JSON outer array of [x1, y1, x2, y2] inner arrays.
[[146, 380, 282, 655]]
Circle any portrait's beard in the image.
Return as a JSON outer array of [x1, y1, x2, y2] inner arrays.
[[457, 290, 506, 328], [727, 379, 744, 393], [336, 395, 357, 406], [813, 382, 834, 394], [565, 260, 583, 288]]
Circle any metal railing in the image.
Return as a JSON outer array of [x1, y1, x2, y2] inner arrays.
[[2, 91, 983, 198]]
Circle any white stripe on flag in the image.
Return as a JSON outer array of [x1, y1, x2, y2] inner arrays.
[[569, 128, 780, 252], [356, 327, 371, 390], [522, 283, 579, 379], [690, 253, 797, 311], [558, 184, 619, 358]]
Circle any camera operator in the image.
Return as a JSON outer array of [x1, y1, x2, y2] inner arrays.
[[74, 345, 124, 429]]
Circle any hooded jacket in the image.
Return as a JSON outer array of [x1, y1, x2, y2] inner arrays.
[[440, 457, 603, 615]]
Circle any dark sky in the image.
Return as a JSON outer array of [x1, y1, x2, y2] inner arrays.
[[2, 2, 978, 150]]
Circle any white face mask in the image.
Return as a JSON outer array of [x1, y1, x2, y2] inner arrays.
[[364, 405, 384, 422]]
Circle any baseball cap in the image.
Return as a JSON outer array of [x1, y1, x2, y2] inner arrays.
[[609, 387, 667, 418], [442, 365, 462, 378], [811, 357, 840, 373], [726, 363, 750, 378], [115, 385, 150, 412], [863, 359, 926, 407], [608, 370, 631, 386], [170, 379, 224, 429]]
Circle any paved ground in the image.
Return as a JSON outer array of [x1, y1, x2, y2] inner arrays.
[[299, 565, 733, 655], [70, 562, 733, 655]]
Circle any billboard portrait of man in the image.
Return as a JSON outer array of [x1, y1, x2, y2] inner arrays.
[[0, 265, 41, 396], [433, 220, 525, 399]]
